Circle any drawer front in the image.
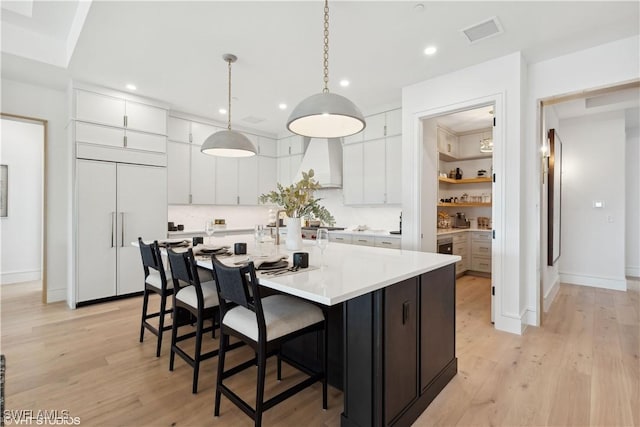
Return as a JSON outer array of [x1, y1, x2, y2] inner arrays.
[[471, 256, 491, 272], [352, 236, 375, 246], [452, 233, 468, 244], [455, 260, 468, 274], [374, 237, 401, 249], [452, 242, 467, 256], [76, 122, 123, 148], [471, 231, 491, 242], [126, 130, 167, 153], [471, 241, 491, 256], [329, 234, 353, 244]]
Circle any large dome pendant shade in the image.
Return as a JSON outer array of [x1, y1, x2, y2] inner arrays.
[[201, 130, 256, 158], [201, 53, 257, 158], [287, 92, 365, 138]]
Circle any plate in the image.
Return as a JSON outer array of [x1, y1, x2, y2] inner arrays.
[[159, 239, 189, 247], [256, 260, 289, 271]]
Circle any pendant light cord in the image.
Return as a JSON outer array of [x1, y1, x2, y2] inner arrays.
[[323, 0, 329, 93], [227, 58, 232, 130]]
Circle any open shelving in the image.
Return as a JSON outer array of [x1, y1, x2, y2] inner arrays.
[[438, 177, 492, 184]]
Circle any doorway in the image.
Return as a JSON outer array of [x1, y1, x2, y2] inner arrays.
[[0, 113, 47, 303], [420, 102, 497, 325]]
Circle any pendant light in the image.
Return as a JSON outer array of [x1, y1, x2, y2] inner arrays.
[[201, 54, 257, 157], [287, 0, 365, 138]]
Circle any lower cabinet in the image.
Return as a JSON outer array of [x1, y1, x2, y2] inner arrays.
[[342, 264, 457, 427], [76, 159, 167, 304]]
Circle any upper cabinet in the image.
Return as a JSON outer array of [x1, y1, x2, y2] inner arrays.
[[277, 135, 305, 156], [165, 114, 276, 205], [437, 127, 459, 160], [75, 89, 167, 136], [438, 126, 493, 161], [343, 108, 402, 205]]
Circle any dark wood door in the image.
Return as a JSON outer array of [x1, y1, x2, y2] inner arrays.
[[420, 265, 456, 391], [384, 277, 418, 425]]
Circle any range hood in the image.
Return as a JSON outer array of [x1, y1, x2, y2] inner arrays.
[[294, 138, 343, 188]]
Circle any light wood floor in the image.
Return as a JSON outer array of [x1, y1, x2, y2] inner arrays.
[[1, 277, 638, 426]]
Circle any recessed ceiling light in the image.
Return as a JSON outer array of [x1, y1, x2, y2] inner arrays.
[[126, 83, 137, 90], [413, 3, 425, 12], [219, 108, 227, 115], [424, 46, 437, 56], [339, 79, 350, 87], [279, 103, 287, 110]]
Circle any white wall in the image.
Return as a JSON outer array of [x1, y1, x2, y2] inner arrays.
[[625, 120, 640, 277], [557, 112, 627, 290], [0, 119, 43, 284], [526, 35, 640, 322], [402, 52, 523, 334], [1, 78, 70, 302]]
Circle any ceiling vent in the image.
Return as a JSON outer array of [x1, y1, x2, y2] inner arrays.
[[460, 16, 504, 44]]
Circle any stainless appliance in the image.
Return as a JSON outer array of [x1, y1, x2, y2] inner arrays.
[[452, 212, 470, 229], [437, 237, 453, 254], [300, 226, 345, 240]]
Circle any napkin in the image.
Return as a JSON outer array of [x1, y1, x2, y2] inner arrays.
[[158, 239, 190, 248], [250, 255, 288, 269]]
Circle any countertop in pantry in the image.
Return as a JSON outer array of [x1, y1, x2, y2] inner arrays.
[[437, 228, 492, 236]]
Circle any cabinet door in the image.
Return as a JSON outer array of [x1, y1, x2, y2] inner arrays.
[[238, 156, 258, 205], [117, 164, 167, 295], [290, 154, 303, 183], [385, 278, 418, 424], [385, 109, 402, 136], [290, 135, 305, 155], [77, 159, 117, 302], [75, 122, 123, 148], [167, 142, 190, 204], [258, 136, 278, 157], [125, 130, 166, 153], [385, 135, 402, 204], [342, 143, 363, 204], [258, 156, 277, 196], [277, 156, 290, 187], [215, 157, 239, 205], [363, 139, 385, 204], [125, 101, 167, 135], [277, 136, 290, 157], [363, 112, 385, 141], [191, 122, 219, 146], [75, 90, 125, 128], [167, 117, 191, 143], [421, 265, 455, 391], [190, 145, 216, 204]]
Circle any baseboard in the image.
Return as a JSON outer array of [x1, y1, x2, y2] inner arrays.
[[0, 270, 41, 285], [543, 277, 560, 313], [494, 312, 523, 335], [46, 288, 66, 303], [520, 307, 537, 329], [559, 272, 627, 291], [626, 266, 640, 278]]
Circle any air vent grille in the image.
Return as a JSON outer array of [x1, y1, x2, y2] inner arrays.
[[241, 116, 266, 124], [461, 16, 504, 44]]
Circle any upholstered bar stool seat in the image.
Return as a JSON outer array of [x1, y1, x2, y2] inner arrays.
[[146, 269, 174, 290], [176, 281, 218, 309]]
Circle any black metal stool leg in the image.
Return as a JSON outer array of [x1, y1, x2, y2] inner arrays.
[[140, 288, 150, 342]]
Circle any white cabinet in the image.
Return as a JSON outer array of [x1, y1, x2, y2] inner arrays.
[[167, 142, 190, 204], [167, 117, 191, 143], [352, 235, 375, 246], [278, 135, 305, 156], [190, 145, 216, 204], [343, 108, 402, 205], [457, 130, 493, 159], [329, 234, 353, 244], [75, 89, 166, 136], [437, 127, 459, 160], [76, 122, 166, 153], [277, 153, 303, 187], [452, 233, 469, 275], [470, 231, 492, 273], [215, 158, 239, 205], [363, 139, 386, 204], [374, 236, 401, 249], [76, 160, 167, 303], [258, 136, 278, 157], [125, 131, 166, 153], [342, 143, 364, 204], [258, 156, 277, 196], [385, 135, 402, 204], [191, 122, 220, 146]]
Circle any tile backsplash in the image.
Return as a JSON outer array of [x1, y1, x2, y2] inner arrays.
[[168, 189, 401, 232]]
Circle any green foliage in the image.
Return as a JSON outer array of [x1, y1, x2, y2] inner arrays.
[[259, 169, 335, 226]]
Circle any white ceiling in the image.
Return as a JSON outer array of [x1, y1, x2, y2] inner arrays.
[[552, 87, 640, 128], [2, 1, 639, 137]]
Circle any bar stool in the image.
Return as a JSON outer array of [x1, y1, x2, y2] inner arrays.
[[138, 238, 173, 357], [166, 248, 220, 394], [210, 256, 327, 426]]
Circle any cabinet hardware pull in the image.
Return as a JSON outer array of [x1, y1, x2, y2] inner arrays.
[[120, 212, 125, 247], [124, 135, 127, 148], [402, 301, 411, 325], [189, 194, 192, 204], [124, 115, 128, 127], [189, 133, 193, 143], [111, 212, 115, 247], [382, 241, 391, 245]]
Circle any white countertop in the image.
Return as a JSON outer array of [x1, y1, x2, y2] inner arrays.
[[167, 227, 254, 237], [329, 229, 402, 238], [202, 235, 457, 305], [138, 235, 459, 306]]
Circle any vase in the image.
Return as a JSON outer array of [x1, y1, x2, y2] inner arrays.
[[285, 217, 304, 251]]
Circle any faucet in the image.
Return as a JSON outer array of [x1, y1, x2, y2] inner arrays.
[[274, 209, 287, 245]]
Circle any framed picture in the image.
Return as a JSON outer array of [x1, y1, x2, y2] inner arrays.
[[547, 129, 562, 266], [0, 165, 7, 217]]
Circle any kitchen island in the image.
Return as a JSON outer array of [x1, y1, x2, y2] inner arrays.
[[189, 236, 460, 426]]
